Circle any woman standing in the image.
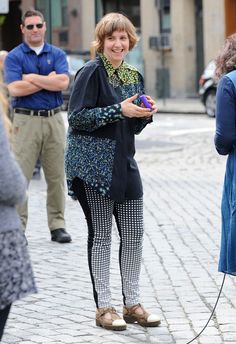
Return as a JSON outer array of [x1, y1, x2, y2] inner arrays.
[[0, 86, 37, 341], [65, 12, 160, 331], [215, 33, 236, 275]]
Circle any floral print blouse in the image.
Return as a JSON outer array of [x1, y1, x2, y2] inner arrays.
[[65, 54, 152, 202]]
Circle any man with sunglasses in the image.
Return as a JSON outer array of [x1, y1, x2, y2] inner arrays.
[[4, 10, 72, 244]]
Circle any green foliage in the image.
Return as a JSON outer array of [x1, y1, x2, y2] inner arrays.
[[0, 16, 6, 26]]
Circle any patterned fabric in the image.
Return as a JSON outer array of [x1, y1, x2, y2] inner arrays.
[[0, 111, 27, 234], [66, 135, 116, 195], [67, 103, 124, 133], [73, 178, 144, 308], [0, 111, 36, 310], [0, 229, 37, 310], [100, 54, 139, 86], [65, 55, 152, 202]]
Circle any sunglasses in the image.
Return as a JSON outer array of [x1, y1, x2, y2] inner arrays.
[[25, 23, 44, 30]]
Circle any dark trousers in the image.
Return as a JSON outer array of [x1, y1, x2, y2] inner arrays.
[[0, 304, 11, 341]]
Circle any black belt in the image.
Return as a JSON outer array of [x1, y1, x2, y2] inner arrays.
[[14, 107, 61, 117]]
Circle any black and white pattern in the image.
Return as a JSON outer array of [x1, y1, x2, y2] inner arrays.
[[0, 229, 37, 310], [65, 55, 152, 203], [82, 183, 144, 308]]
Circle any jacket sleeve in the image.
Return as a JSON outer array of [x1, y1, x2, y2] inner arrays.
[[0, 112, 27, 205], [134, 117, 153, 135], [133, 73, 153, 134], [68, 64, 125, 132], [215, 76, 236, 155]]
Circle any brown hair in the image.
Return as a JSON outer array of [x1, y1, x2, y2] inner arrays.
[[215, 33, 236, 80], [92, 12, 138, 53], [21, 9, 44, 25]]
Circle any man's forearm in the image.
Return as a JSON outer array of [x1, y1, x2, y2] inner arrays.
[[24, 73, 69, 91], [8, 80, 42, 97]]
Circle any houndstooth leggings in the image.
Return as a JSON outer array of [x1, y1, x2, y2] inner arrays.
[[72, 178, 144, 308]]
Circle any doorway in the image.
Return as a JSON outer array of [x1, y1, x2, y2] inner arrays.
[[1, 0, 22, 51]]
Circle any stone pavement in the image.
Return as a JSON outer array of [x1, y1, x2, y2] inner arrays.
[[2, 113, 236, 344]]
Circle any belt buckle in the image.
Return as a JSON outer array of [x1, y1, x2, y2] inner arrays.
[[37, 110, 44, 116]]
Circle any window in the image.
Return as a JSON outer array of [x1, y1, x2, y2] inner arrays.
[[61, 0, 68, 27], [36, 0, 68, 44], [101, 0, 140, 29], [36, 0, 68, 27], [160, 0, 170, 33]]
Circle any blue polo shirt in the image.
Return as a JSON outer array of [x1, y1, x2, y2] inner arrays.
[[4, 42, 69, 110]]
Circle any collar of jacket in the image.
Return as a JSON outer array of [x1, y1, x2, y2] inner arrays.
[[22, 41, 51, 54], [99, 53, 137, 84]]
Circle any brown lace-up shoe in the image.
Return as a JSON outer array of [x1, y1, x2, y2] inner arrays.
[[96, 307, 127, 331], [123, 303, 161, 327]]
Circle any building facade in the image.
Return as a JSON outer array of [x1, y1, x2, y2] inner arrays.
[[0, 0, 235, 98]]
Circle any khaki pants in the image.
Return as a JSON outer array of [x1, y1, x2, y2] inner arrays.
[[12, 112, 66, 232]]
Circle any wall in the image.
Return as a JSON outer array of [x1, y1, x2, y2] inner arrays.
[[203, 0, 225, 65], [141, 0, 197, 98], [21, 0, 35, 13], [80, 0, 95, 51], [140, 0, 160, 97], [171, 0, 196, 97], [225, 0, 236, 37], [66, 0, 82, 51]]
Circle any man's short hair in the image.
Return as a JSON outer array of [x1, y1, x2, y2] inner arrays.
[[21, 10, 44, 25]]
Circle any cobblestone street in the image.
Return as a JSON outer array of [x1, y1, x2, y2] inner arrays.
[[2, 113, 236, 344]]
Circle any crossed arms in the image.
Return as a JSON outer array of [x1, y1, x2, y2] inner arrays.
[[8, 71, 69, 97]]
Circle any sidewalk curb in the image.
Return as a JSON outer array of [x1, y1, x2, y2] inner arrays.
[[156, 98, 206, 115], [158, 109, 206, 115]]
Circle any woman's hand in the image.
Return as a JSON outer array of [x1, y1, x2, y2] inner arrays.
[[120, 94, 157, 118], [142, 95, 158, 113]]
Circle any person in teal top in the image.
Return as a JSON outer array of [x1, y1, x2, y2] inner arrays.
[[65, 12, 161, 331]]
